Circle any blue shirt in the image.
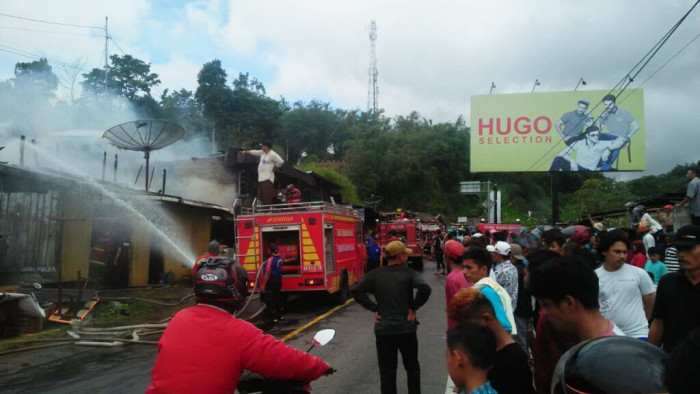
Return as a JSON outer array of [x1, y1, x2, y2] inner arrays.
[[481, 286, 512, 332], [460, 380, 498, 394], [262, 255, 283, 278], [645, 259, 668, 285]]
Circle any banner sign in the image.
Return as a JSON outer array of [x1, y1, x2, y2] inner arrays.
[[470, 89, 645, 172]]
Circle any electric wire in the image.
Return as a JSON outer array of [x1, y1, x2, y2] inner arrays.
[[0, 12, 102, 29], [618, 31, 700, 106], [523, 0, 700, 171], [0, 45, 73, 68], [0, 25, 100, 37]]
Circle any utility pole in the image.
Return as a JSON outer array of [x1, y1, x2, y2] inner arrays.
[[104, 17, 109, 89], [367, 20, 378, 113]]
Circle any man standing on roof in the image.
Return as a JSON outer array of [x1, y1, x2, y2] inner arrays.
[[242, 142, 284, 205]]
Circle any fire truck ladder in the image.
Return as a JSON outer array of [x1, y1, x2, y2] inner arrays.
[[233, 198, 261, 272]]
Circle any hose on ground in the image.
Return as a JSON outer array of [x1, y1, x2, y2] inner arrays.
[[234, 263, 265, 318]]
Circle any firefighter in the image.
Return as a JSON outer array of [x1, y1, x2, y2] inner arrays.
[[260, 243, 285, 322], [284, 184, 301, 203], [191, 240, 220, 277]]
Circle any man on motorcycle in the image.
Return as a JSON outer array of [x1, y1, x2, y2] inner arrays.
[[146, 257, 332, 393]]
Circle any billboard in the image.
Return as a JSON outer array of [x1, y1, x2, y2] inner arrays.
[[470, 89, 645, 172]]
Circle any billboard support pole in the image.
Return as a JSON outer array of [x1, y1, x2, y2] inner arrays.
[[551, 172, 560, 225], [494, 183, 499, 223]]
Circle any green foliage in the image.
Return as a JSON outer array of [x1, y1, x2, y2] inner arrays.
[[81, 54, 160, 102], [299, 161, 360, 205], [161, 88, 207, 138], [13, 58, 58, 97], [195, 62, 282, 147]]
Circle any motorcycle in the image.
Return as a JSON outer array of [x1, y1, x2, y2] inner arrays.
[[236, 329, 336, 394]]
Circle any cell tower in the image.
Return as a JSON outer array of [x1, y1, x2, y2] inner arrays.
[[367, 20, 378, 113]]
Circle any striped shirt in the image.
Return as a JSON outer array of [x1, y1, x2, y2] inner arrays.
[[665, 247, 680, 273]]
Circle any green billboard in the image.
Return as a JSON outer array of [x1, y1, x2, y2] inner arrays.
[[470, 89, 645, 172]]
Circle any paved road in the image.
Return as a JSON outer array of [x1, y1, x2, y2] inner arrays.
[[0, 258, 450, 393]]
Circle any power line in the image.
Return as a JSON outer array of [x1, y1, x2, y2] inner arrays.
[[0, 25, 100, 37], [619, 31, 700, 105], [107, 34, 127, 56], [0, 12, 101, 29], [523, 0, 700, 171], [0, 44, 87, 70]]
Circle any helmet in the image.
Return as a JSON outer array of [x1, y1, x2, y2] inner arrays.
[[552, 336, 667, 394], [194, 257, 249, 309]]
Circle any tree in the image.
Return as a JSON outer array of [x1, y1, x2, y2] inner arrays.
[[81, 54, 160, 101], [195, 62, 283, 148], [59, 57, 87, 102], [195, 60, 229, 122], [13, 58, 58, 97], [161, 88, 207, 138]]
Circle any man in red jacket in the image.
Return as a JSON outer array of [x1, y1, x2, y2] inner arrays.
[[147, 257, 332, 393]]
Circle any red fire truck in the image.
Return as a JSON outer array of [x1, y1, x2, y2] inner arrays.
[[378, 219, 424, 271], [235, 201, 366, 302]]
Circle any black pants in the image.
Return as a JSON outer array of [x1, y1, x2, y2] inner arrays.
[[435, 252, 445, 272], [376, 332, 420, 394], [258, 180, 276, 205], [263, 276, 283, 318]]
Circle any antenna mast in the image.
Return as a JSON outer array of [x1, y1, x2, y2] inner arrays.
[[367, 20, 378, 113]]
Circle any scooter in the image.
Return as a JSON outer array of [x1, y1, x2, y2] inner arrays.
[[236, 329, 336, 394]]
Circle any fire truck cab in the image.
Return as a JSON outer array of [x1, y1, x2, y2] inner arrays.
[[378, 219, 424, 271], [235, 201, 366, 302]]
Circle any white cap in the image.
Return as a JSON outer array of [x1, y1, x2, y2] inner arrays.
[[473, 232, 484, 238], [486, 245, 496, 252], [494, 241, 511, 256]]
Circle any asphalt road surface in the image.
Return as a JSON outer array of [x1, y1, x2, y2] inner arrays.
[[0, 258, 451, 394]]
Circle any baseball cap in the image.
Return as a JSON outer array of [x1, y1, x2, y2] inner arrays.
[[664, 204, 674, 210], [509, 243, 525, 260], [570, 227, 592, 244], [494, 241, 511, 256], [444, 240, 464, 260], [675, 225, 700, 250], [486, 245, 496, 252], [386, 241, 413, 257], [472, 232, 484, 238]]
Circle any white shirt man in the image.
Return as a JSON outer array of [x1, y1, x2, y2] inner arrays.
[[595, 235, 655, 338], [243, 142, 284, 205]]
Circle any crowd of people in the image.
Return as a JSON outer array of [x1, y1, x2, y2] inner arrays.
[[357, 192, 699, 393]]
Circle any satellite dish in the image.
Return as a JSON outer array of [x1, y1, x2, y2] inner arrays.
[[363, 195, 383, 210], [103, 120, 185, 191]]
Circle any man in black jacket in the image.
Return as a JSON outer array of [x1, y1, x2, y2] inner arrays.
[[352, 240, 432, 394]]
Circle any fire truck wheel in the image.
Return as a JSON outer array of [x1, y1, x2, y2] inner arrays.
[[336, 271, 350, 304]]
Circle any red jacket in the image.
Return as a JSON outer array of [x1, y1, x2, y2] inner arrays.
[[146, 304, 329, 393]]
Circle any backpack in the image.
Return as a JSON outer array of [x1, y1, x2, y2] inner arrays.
[[195, 257, 249, 301]]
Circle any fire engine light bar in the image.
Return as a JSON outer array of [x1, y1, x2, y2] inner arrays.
[[305, 278, 323, 286]]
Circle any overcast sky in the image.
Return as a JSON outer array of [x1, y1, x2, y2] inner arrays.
[[1, 0, 698, 177]]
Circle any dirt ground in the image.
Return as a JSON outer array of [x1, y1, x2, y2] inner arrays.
[[0, 283, 196, 354]]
